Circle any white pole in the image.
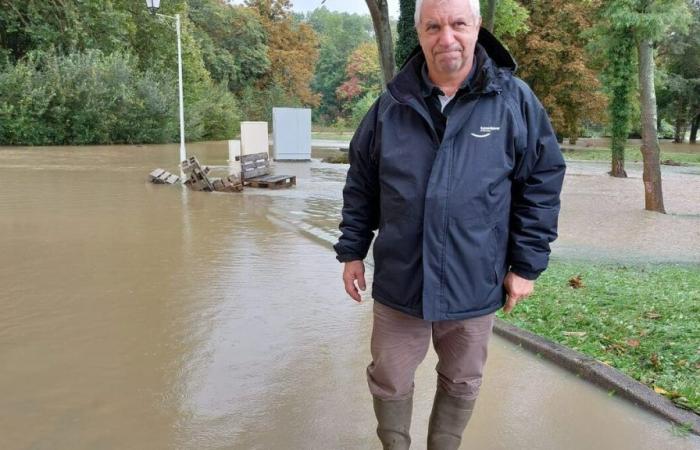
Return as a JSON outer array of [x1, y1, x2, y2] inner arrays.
[[175, 13, 187, 181]]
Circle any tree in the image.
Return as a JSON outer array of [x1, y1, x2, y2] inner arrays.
[[598, 0, 691, 212], [245, 0, 321, 116], [604, 30, 637, 177], [657, 1, 700, 143], [365, 0, 395, 86], [337, 42, 383, 102], [484, 0, 498, 32], [189, 1, 270, 94], [337, 41, 383, 127], [511, 0, 603, 145], [307, 7, 375, 123], [395, 0, 418, 68]]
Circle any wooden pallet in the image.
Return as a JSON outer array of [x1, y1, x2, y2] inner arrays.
[[244, 175, 297, 189], [241, 152, 271, 180], [181, 156, 214, 191], [149, 168, 180, 184]]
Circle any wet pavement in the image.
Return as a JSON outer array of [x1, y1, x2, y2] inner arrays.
[[1, 142, 699, 449]]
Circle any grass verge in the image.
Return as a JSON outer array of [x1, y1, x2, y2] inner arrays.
[[497, 260, 700, 414], [560, 146, 700, 165]]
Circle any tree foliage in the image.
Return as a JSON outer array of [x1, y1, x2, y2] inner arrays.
[[657, 0, 700, 143], [0, 0, 326, 145], [511, 0, 603, 144], [244, 0, 321, 120], [307, 8, 375, 123], [336, 42, 383, 128], [395, 0, 418, 68]]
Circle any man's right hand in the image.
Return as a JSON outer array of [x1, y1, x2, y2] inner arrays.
[[342, 260, 366, 303]]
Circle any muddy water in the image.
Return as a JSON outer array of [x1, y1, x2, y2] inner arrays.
[[0, 143, 698, 450]]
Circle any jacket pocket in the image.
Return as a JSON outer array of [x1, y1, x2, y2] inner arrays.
[[442, 216, 499, 312]]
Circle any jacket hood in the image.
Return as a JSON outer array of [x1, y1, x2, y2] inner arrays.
[[388, 27, 517, 103]]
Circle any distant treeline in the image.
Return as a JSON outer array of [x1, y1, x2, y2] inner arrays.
[[0, 0, 697, 145]]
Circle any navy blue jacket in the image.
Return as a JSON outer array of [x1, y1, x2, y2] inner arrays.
[[334, 30, 566, 321]]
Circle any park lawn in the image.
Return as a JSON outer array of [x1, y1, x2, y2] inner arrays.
[[497, 260, 700, 414], [560, 146, 700, 165]]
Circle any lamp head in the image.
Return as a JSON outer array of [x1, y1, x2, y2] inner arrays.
[[145, 0, 161, 14]]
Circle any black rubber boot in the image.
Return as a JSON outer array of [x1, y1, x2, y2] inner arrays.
[[373, 394, 413, 450], [427, 387, 476, 450]]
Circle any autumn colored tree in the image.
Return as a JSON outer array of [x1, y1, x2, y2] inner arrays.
[[307, 8, 375, 123], [245, 0, 320, 110], [513, 0, 605, 145], [337, 41, 383, 126], [337, 42, 383, 101]]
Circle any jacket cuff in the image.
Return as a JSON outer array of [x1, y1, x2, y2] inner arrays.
[[509, 266, 541, 281], [336, 253, 363, 263]]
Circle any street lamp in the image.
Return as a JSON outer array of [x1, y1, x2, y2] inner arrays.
[[146, 0, 187, 181]]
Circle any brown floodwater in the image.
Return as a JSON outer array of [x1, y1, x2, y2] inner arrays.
[[1, 143, 698, 449]]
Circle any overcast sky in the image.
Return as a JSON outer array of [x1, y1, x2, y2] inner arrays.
[[229, 0, 401, 18]]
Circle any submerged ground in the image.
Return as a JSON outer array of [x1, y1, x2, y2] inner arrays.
[[0, 142, 698, 449]]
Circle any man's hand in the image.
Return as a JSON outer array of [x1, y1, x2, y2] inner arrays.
[[503, 272, 535, 313], [343, 260, 366, 303]]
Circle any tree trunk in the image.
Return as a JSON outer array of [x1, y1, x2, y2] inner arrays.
[[366, 0, 396, 87], [673, 98, 687, 143], [638, 39, 665, 213], [606, 31, 635, 178], [690, 113, 699, 144], [484, 0, 498, 33]]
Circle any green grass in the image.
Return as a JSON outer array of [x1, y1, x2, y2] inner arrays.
[[561, 146, 700, 165], [498, 261, 700, 414], [311, 130, 355, 141]]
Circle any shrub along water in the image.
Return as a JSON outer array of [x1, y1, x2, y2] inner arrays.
[[0, 50, 239, 146]]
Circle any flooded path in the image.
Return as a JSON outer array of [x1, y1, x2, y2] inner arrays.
[[1, 143, 698, 449]]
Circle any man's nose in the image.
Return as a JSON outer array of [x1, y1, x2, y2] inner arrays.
[[437, 27, 457, 46]]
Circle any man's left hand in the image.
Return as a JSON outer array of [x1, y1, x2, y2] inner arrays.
[[503, 272, 535, 313]]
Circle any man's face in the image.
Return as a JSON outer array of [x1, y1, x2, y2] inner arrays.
[[417, 0, 481, 80]]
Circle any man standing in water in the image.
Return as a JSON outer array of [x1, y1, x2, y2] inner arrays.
[[334, 0, 565, 448]]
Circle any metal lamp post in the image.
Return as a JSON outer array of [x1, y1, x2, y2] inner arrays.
[[146, 0, 187, 181]]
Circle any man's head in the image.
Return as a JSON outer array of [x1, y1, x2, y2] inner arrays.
[[415, 0, 482, 83]]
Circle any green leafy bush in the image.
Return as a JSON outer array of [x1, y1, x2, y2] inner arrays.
[[0, 50, 239, 145]]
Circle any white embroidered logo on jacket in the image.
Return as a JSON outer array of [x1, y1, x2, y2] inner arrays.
[[471, 126, 501, 138]]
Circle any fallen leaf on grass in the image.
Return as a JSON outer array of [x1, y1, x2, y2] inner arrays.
[[568, 275, 584, 289], [653, 386, 668, 395], [626, 339, 640, 348], [650, 353, 662, 370], [653, 386, 684, 400], [563, 331, 587, 338], [606, 343, 627, 355]]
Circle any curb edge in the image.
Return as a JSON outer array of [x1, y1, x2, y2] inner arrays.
[[493, 318, 700, 435]]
